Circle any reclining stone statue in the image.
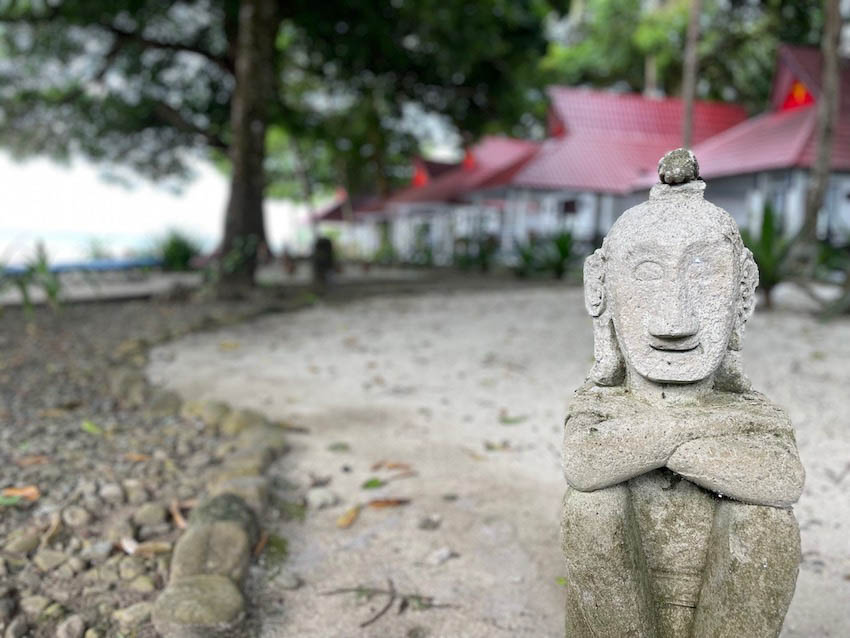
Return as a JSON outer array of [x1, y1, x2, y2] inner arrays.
[[561, 149, 805, 638]]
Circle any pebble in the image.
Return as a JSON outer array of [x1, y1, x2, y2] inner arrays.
[[122, 479, 148, 505], [80, 540, 113, 563], [20, 594, 51, 617], [4, 529, 40, 554], [272, 569, 303, 590], [4, 617, 27, 638], [56, 614, 85, 638], [34, 549, 68, 572], [152, 575, 244, 634], [98, 483, 124, 504], [83, 630, 101, 638], [128, 574, 155, 593], [118, 556, 145, 580], [61, 506, 92, 528], [425, 546, 459, 566], [112, 602, 153, 629], [133, 502, 167, 527], [418, 514, 442, 530], [305, 487, 340, 510]]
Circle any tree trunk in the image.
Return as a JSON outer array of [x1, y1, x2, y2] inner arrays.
[[219, 0, 278, 292], [788, 0, 841, 278], [681, 0, 702, 148]]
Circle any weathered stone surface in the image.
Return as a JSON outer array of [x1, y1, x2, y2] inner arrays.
[[562, 151, 804, 637], [208, 476, 269, 514], [197, 400, 231, 429], [112, 602, 152, 629], [133, 502, 167, 527], [152, 575, 245, 637], [169, 522, 252, 585], [56, 614, 86, 638], [219, 408, 267, 437], [188, 493, 259, 545], [657, 147, 699, 185], [146, 388, 183, 418], [62, 506, 92, 528], [3, 528, 40, 554], [34, 549, 68, 572], [4, 617, 27, 638], [20, 595, 50, 617]]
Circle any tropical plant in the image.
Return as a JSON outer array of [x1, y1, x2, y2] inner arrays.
[[157, 231, 201, 272], [741, 204, 789, 310], [513, 238, 540, 279], [541, 232, 573, 279], [0, 243, 63, 316]]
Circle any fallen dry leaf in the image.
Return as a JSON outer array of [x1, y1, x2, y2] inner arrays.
[[253, 530, 270, 557], [388, 471, 418, 482], [336, 505, 361, 529], [124, 452, 151, 463], [38, 408, 68, 419], [2, 485, 41, 502], [371, 460, 386, 471], [218, 340, 241, 351], [368, 498, 411, 509], [169, 499, 188, 530], [134, 541, 173, 556], [39, 512, 62, 549], [15, 455, 49, 467], [385, 462, 412, 471]]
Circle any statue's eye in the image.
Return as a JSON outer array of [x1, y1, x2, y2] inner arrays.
[[688, 256, 708, 277], [633, 261, 663, 281]]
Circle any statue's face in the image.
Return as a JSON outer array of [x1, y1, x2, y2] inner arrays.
[[606, 217, 738, 384]]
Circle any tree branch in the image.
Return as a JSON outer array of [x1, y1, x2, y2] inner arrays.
[[151, 101, 227, 150], [106, 24, 234, 74]]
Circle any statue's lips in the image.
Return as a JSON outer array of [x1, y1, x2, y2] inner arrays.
[[649, 340, 700, 353]]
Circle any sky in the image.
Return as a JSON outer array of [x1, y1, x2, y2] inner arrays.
[[0, 151, 311, 266]]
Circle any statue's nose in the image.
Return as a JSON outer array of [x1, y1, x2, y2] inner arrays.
[[648, 291, 698, 339]]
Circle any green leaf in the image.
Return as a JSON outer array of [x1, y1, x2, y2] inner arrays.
[[361, 478, 386, 490], [0, 495, 22, 507], [499, 414, 528, 425], [327, 442, 351, 453], [81, 420, 104, 435]]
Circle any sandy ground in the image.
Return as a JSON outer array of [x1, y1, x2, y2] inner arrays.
[[148, 286, 850, 638]]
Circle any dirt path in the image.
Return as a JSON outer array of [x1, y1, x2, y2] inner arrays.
[[148, 287, 850, 637]]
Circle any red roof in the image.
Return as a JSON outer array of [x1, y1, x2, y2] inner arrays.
[[386, 136, 539, 205], [514, 88, 747, 194], [651, 45, 850, 183], [546, 87, 748, 142]]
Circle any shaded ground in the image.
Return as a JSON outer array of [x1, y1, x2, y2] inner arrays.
[[148, 287, 850, 637]]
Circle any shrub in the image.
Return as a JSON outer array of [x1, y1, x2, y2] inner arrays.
[[741, 204, 789, 310], [157, 230, 201, 271]]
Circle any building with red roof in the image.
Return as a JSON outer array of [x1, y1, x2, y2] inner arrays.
[[634, 44, 850, 239], [324, 44, 849, 263]]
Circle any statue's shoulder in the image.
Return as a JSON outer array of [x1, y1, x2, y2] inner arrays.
[[567, 381, 630, 420], [703, 389, 794, 431]]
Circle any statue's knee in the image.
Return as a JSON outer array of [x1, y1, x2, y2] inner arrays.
[[717, 501, 801, 561], [561, 484, 630, 557]]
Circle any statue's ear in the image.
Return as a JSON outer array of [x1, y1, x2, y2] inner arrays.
[[583, 249, 625, 385], [583, 249, 606, 317], [730, 248, 758, 350]]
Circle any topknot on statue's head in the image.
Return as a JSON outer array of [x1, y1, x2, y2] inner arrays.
[[658, 148, 700, 185]]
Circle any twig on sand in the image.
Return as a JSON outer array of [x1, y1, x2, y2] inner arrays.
[[322, 578, 455, 628]]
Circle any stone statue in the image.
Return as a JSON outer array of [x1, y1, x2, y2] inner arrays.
[[561, 149, 805, 638]]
